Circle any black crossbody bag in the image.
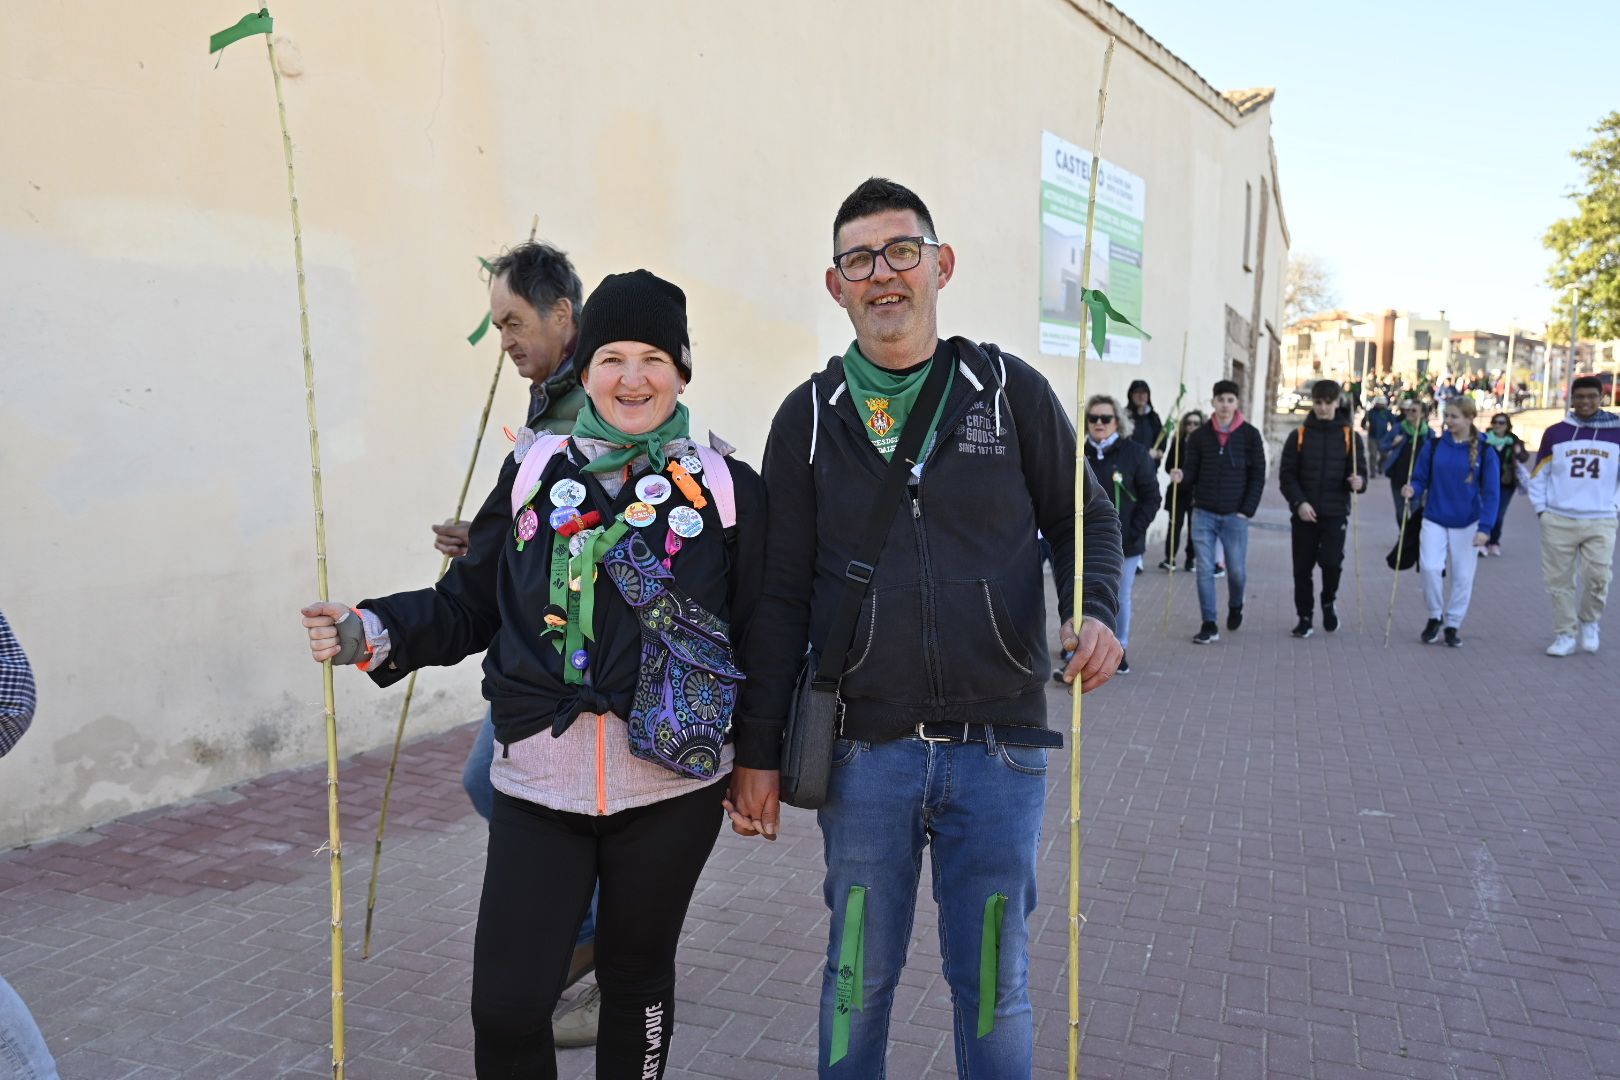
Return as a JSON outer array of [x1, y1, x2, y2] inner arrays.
[[779, 345, 954, 809]]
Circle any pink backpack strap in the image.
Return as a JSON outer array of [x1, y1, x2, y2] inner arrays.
[[692, 445, 736, 529], [510, 433, 571, 517]]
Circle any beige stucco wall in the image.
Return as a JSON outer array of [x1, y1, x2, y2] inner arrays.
[[0, 0, 1286, 846]]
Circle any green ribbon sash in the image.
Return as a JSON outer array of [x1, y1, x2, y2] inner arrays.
[[828, 885, 868, 1066], [1078, 287, 1150, 358], [978, 893, 1007, 1038], [209, 9, 273, 55]]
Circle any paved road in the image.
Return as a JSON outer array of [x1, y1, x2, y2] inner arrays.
[[2, 491, 1616, 1078]]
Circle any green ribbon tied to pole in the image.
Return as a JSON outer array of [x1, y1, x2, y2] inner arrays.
[[467, 311, 493, 346], [978, 892, 1007, 1038], [1078, 287, 1150, 359], [828, 885, 868, 1066], [208, 9, 273, 55]]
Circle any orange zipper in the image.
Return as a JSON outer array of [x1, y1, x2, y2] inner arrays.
[[595, 712, 607, 816]]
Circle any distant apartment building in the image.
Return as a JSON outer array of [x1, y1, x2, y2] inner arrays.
[[1284, 309, 1451, 383]]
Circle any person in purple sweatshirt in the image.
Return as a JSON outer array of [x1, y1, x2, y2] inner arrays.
[[1401, 396, 1500, 647]]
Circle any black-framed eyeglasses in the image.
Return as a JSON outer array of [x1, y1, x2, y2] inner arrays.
[[832, 236, 940, 281], [1086, 413, 1117, 425]]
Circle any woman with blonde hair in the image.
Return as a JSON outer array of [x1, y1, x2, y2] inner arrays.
[[1402, 395, 1501, 646]]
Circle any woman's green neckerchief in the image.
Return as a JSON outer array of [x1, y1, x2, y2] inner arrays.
[[570, 399, 691, 475], [1484, 429, 1514, 450]]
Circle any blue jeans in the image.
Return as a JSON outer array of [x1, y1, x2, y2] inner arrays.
[[816, 734, 1047, 1079], [1488, 487, 1514, 545], [464, 712, 597, 947], [1117, 554, 1142, 648], [1191, 509, 1249, 622], [0, 974, 58, 1080]]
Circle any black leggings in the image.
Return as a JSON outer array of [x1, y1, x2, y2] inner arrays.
[[471, 781, 727, 1079], [1164, 487, 1195, 563]]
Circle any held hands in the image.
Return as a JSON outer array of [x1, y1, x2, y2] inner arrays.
[[1297, 501, 1318, 523], [723, 767, 781, 841], [433, 519, 471, 558], [300, 602, 354, 662], [1058, 616, 1122, 692]]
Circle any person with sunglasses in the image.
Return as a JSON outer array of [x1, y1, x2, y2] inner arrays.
[[1384, 399, 1433, 527], [1084, 395, 1161, 672], [1483, 413, 1529, 556]]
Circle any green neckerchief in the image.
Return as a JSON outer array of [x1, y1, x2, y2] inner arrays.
[[1399, 419, 1429, 439], [1483, 430, 1514, 450], [570, 400, 691, 474], [840, 341, 954, 461]]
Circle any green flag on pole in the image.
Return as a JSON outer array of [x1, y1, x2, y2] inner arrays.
[[209, 9, 273, 55], [1078, 287, 1150, 359]]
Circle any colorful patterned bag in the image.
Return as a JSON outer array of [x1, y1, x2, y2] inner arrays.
[[602, 531, 743, 779]]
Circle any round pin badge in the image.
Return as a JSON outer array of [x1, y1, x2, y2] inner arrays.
[[548, 506, 581, 531], [570, 649, 589, 671], [549, 479, 586, 508], [568, 531, 591, 557], [624, 501, 658, 528], [635, 474, 672, 505], [515, 507, 540, 542], [678, 453, 703, 476], [668, 506, 705, 539]]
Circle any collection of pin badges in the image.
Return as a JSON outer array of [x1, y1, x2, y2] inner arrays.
[[524, 461, 711, 675]]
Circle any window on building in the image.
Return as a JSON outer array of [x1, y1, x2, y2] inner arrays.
[[1242, 182, 1253, 272]]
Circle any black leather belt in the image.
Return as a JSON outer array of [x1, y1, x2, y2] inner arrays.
[[912, 722, 1063, 748]]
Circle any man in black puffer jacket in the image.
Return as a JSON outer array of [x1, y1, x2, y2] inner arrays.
[[1278, 379, 1369, 638], [1170, 378, 1267, 643], [1084, 394, 1161, 672]]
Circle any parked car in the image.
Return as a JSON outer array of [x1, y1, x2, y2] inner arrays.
[[1276, 383, 1314, 412]]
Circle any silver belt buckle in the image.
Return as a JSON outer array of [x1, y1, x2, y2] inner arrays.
[[916, 722, 968, 744]]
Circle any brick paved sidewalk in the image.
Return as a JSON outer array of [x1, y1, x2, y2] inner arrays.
[[2, 492, 1617, 1078]]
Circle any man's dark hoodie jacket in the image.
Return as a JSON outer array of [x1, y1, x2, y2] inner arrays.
[[1180, 416, 1267, 517], [1279, 414, 1369, 519], [738, 338, 1123, 762]]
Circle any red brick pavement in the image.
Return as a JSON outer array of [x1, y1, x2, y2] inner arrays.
[[2, 491, 1617, 1078]]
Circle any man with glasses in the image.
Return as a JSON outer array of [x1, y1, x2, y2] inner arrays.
[[735, 177, 1122, 1078], [1083, 395, 1160, 672], [1529, 375, 1620, 656], [1384, 399, 1432, 527]]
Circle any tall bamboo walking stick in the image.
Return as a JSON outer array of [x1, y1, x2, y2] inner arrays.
[[1069, 37, 1115, 1080], [210, 9, 349, 1074], [363, 345, 504, 956], [362, 216, 539, 957], [1383, 421, 1424, 648], [1350, 395, 1365, 633], [1161, 333, 1189, 633]]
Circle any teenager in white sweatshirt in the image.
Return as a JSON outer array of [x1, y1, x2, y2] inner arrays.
[[1528, 375, 1620, 656]]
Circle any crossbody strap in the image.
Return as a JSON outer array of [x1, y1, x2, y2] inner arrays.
[[815, 340, 955, 688]]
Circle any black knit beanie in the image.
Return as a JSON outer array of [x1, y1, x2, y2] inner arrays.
[[573, 270, 692, 382]]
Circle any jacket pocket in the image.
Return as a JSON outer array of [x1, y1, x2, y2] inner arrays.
[[839, 584, 928, 702], [935, 579, 1035, 701]]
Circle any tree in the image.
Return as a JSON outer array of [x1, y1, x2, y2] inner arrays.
[[1544, 111, 1620, 342], [1283, 254, 1340, 327]]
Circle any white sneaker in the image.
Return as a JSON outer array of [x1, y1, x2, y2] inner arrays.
[[1546, 634, 1577, 657], [553, 983, 601, 1048], [1579, 623, 1600, 654]]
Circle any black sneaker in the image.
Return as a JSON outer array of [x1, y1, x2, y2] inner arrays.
[[1135, 564, 1143, 576], [1184, 559, 1197, 572], [1213, 564, 1227, 578], [1116, 652, 1131, 674], [1157, 558, 1175, 571], [1421, 618, 1442, 644], [1443, 627, 1462, 648], [1226, 606, 1244, 631], [1193, 621, 1220, 644], [1322, 604, 1339, 633], [1291, 618, 1314, 638]]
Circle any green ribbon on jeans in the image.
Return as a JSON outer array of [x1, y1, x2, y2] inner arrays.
[[828, 884, 867, 1066], [1079, 287, 1150, 358], [978, 893, 1007, 1037]]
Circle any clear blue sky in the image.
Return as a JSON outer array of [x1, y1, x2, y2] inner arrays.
[[1116, 0, 1618, 333]]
